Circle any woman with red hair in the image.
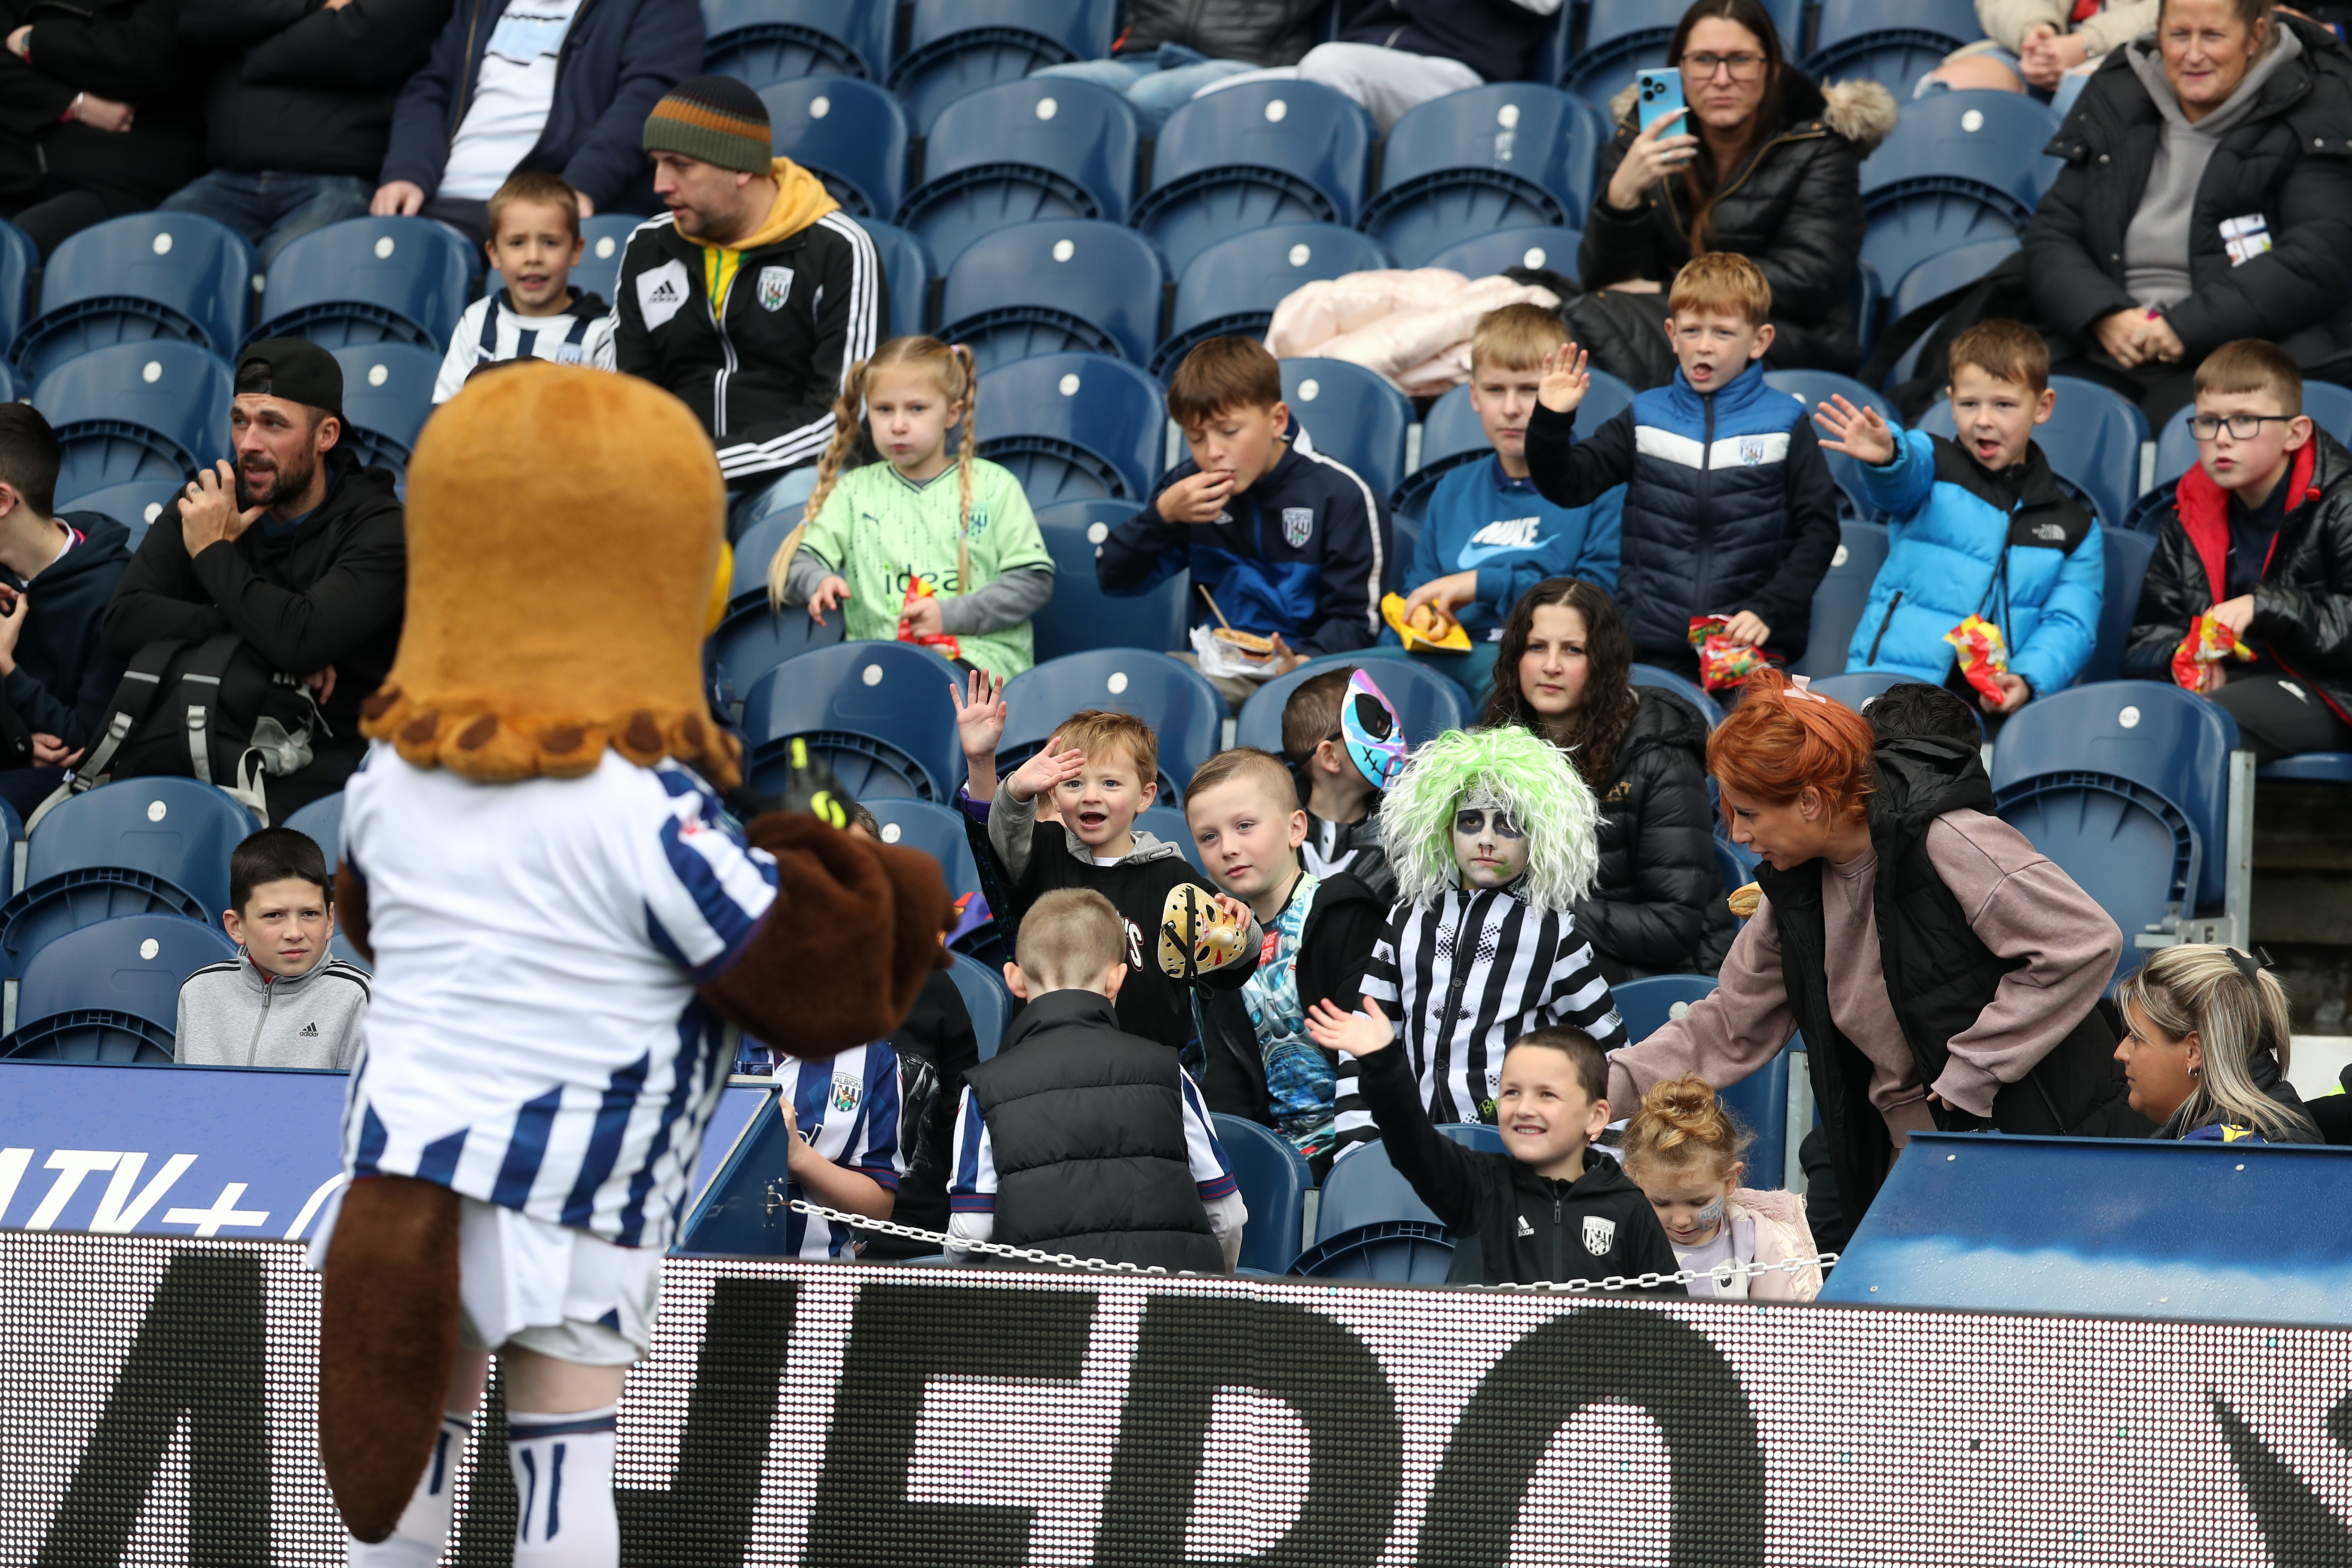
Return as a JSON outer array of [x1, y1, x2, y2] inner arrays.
[[1605, 669, 2132, 1250]]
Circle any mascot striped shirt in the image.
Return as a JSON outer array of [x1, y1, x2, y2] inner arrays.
[[338, 744, 778, 1249]]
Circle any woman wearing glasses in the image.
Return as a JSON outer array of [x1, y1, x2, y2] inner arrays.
[[1577, 0, 1896, 374]]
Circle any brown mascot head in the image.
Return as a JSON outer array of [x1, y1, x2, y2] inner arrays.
[[361, 362, 739, 787]]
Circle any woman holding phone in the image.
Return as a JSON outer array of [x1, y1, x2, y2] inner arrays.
[[1577, 0, 1896, 373]]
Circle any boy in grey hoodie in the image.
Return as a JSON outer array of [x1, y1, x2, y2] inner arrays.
[[176, 827, 370, 1069]]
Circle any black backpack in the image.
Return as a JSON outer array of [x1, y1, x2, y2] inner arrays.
[[55, 635, 324, 824]]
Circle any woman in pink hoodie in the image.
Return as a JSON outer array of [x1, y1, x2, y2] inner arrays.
[[1622, 1075, 1821, 1301]]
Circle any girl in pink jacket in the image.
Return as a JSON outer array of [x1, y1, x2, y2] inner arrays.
[[1621, 1075, 1821, 1301]]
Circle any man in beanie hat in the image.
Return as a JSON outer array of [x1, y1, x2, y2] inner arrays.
[[612, 74, 884, 510]]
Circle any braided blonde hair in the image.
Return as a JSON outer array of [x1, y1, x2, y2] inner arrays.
[[768, 336, 980, 609]]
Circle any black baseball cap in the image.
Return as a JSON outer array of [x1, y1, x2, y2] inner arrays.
[[234, 339, 344, 420]]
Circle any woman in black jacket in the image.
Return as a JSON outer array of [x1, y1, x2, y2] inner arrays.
[[1480, 579, 1733, 980], [1578, 0, 1896, 374], [2022, 0, 2352, 420]]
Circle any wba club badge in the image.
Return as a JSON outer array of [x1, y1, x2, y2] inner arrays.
[[1282, 506, 1314, 547], [1583, 1214, 1617, 1256], [756, 265, 795, 312]]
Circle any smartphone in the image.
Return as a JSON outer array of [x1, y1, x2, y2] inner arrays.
[[1636, 70, 1687, 138]]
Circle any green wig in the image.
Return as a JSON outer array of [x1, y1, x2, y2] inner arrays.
[[1378, 725, 1599, 913]]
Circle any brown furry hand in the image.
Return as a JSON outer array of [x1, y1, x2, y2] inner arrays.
[[335, 856, 373, 963]]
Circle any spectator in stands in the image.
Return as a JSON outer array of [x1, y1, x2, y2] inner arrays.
[[1098, 337, 1387, 710], [103, 340, 406, 820], [175, 827, 370, 1069], [163, 0, 445, 264], [2125, 339, 2352, 760], [1621, 1074, 1821, 1299], [1185, 747, 1387, 1167], [1280, 667, 1396, 902], [1815, 322, 2105, 720], [371, 0, 698, 246], [770, 337, 1053, 681], [1577, 0, 1894, 374], [947, 888, 1247, 1271], [432, 173, 617, 402], [0, 405, 132, 817], [2115, 943, 2318, 1142], [1198, 0, 1564, 132], [1397, 305, 1623, 698], [1606, 669, 2131, 1253], [0, 0, 201, 256], [1031, 0, 1322, 132], [1481, 579, 1733, 980], [1921, 0, 2152, 99], [613, 77, 883, 521], [1860, 680, 1983, 747], [1528, 253, 1844, 683], [751, 1014, 906, 1260], [2023, 0, 2352, 423]]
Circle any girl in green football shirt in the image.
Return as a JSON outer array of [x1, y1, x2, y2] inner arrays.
[[767, 336, 1055, 680]]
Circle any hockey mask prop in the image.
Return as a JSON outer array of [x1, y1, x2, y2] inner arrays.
[[1341, 668, 1407, 790], [1452, 788, 1531, 890]]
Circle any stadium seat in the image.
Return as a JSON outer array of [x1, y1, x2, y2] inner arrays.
[[1317, 1136, 1440, 1236], [1789, 520, 1891, 677], [1889, 236, 2021, 324], [2, 913, 238, 1063], [1359, 85, 1600, 268], [1715, 835, 1758, 897], [937, 219, 1164, 371], [2081, 527, 2156, 686], [738, 640, 967, 802], [949, 950, 1014, 1060], [762, 76, 910, 221], [898, 79, 1142, 271], [283, 793, 344, 860], [1290, 1219, 1456, 1280], [2259, 753, 2352, 785], [857, 218, 934, 337], [55, 479, 179, 545], [1138, 803, 1206, 870], [1862, 198, 2022, 312], [701, 0, 893, 84], [1921, 374, 2146, 528], [1764, 369, 1891, 521], [728, 507, 798, 616], [1611, 973, 1715, 1040], [0, 779, 259, 978], [0, 216, 33, 351], [1210, 1113, 1311, 1274], [1424, 224, 1585, 281], [1153, 223, 1390, 379], [1994, 771, 2198, 981], [249, 217, 473, 350], [1032, 499, 1191, 662], [1437, 1122, 1507, 1152], [1564, 0, 1802, 105], [1629, 662, 1723, 727], [1130, 81, 1377, 276], [329, 343, 441, 475], [33, 342, 233, 499], [1235, 655, 1473, 753], [710, 597, 848, 695], [976, 352, 1165, 503], [0, 360, 12, 402], [1804, 0, 1982, 97], [1805, 670, 1984, 739], [1861, 90, 2056, 222], [2301, 380, 2352, 444], [1281, 357, 1412, 500], [1716, 1047, 1790, 1189], [866, 797, 984, 909], [9, 213, 257, 384], [999, 649, 1227, 804], [886, 0, 1118, 135]]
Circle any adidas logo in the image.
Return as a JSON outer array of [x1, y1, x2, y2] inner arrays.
[[645, 278, 681, 302], [1516, 1216, 1534, 1237], [298, 1022, 319, 1037]]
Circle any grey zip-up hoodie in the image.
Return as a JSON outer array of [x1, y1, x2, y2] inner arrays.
[[174, 953, 371, 1070]]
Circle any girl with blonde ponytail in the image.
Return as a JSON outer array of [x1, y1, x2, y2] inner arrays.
[[2115, 946, 2318, 1144], [766, 337, 1054, 680], [1622, 1075, 1822, 1300]]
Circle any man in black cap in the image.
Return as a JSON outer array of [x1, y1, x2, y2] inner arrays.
[[102, 338, 406, 817]]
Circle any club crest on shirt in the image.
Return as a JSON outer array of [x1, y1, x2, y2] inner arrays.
[[757, 265, 795, 312], [829, 1072, 862, 1113], [1283, 506, 1314, 547], [554, 342, 585, 365], [1583, 1214, 1617, 1255], [1737, 437, 1768, 466]]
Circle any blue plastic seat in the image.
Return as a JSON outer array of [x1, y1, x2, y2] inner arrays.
[[1032, 498, 1191, 662], [1716, 1047, 1790, 1188], [856, 217, 934, 337], [898, 78, 1141, 270], [999, 649, 1226, 804], [1921, 374, 2145, 528], [1235, 655, 1472, 753], [1437, 1122, 1507, 1152], [728, 508, 800, 617], [1764, 369, 1892, 522], [2259, 753, 2352, 784], [949, 949, 1015, 1060], [976, 352, 1165, 503], [738, 640, 967, 802], [1862, 90, 2057, 221], [1611, 974, 1716, 1040], [0, 217, 34, 351], [1994, 771, 2198, 981], [1787, 520, 1891, 678], [1805, 669, 1985, 738], [284, 792, 345, 861], [1629, 662, 1723, 728], [886, 0, 1118, 135], [1360, 85, 1600, 267], [1154, 223, 1390, 379], [330, 343, 441, 473], [760, 76, 910, 221], [2082, 527, 2156, 685], [55, 478, 180, 545], [1317, 1136, 1441, 1237], [866, 797, 984, 909], [1564, 0, 1802, 104], [1805, 0, 1984, 97], [1290, 1219, 1455, 1280], [1862, 198, 2023, 310], [701, 0, 893, 83], [1715, 835, 1758, 897], [15, 913, 239, 1034], [1401, 383, 1491, 501], [9, 213, 257, 384], [2301, 380, 2352, 445], [1424, 223, 1585, 282], [250, 217, 473, 350], [710, 598, 847, 695], [1210, 1114, 1311, 1274], [1889, 236, 2020, 324], [1281, 357, 1411, 500], [1138, 803, 1205, 870], [34, 342, 233, 499], [1131, 81, 1377, 276], [938, 219, 1164, 371]]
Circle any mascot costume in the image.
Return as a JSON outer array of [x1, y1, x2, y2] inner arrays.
[[311, 364, 949, 1565]]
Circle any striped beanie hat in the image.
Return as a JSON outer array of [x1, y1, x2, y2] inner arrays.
[[643, 75, 773, 173]]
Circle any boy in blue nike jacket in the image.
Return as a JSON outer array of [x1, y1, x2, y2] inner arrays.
[[1813, 320, 2104, 715], [1524, 255, 1842, 681], [1098, 337, 1387, 704]]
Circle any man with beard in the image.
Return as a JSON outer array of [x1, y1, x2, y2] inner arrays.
[[103, 339, 406, 818]]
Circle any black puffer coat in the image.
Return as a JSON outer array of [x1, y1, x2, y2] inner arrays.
[[1572, 688, 1734, 980], [2123, 429, 2352, 726], [0, 0, 203, 216], [2024, 13, 2352, 371], [1580, 71, 1896, 374], [181, 0, 450, 178], [1113, 0, 1319, 65]]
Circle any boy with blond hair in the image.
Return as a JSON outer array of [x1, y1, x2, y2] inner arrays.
[[1398, 302, 1623, 695], [433, 172, 617, 401], [1528, 253, 1841, 679]]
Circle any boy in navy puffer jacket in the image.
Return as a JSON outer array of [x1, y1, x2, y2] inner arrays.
[[1524, 254, 1842, 680]]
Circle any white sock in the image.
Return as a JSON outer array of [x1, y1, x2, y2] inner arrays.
[[347, 1412, 472, 1566], [507, 1404, 619, 1566]]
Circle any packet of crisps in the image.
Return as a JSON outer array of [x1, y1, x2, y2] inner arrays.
[[2170, 611, 2252, 691], [1942, 614, 2009, 704], [1687, 616, 1770, 691], [897, 575, 960, 661]]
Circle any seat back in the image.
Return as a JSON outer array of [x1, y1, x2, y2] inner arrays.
[[761, 76, 910, 219], [866, 797, 984, 908], [12, 213, 257, 381], [1156, 223, 1389, 376], [1000, 649, 1227, 804], [939, 218, 1164, 369], [2082, 527, 2156, 685], [0, 217, 33, 350], [330, 342, 442, 456], [1235, 655, 1473, 753], [916, 76, 1140, 221], [1362, 86, 1598, 265], [710, 599, 846, 693], [949, 949, 1014, 1060], [1804, 0, 1982, 96], [1315, 1138, 1441, 1238], [1209, 1114, 1312, 1274], [1861, 90, 2056, 217], [55, 479, 181, 546], [21, 778, 258, 916], [1290, 1219, 1456, 1280], [1137, 804, 1206, 870], [1994, 772, 2198, 981], [738, 641, 966, 802], [1610, 974, 1717, 1042], [254, 217, 473, 349], [1411, 384, 1490, 479], [855, 218, 934, 338], [1133, 82, 1376, 272], [700, 0, 895, 81], [1764, 368, 1893, 522], [283, 792, 346, 861], [1281, 358, 1412, 500], [729, 506, 800, 616], [1424, 224, 1586, 281], [15, 913, 239, 1033], [887, 0, 1119, 133], [977, 352, 1165, 502], [1715, 1047, 1791, 1189], [2300, 380, 2352, 445], [1436, 1121, 1507, 1152], [34, 341, 233, 477], [1861, 194, 2021, 304], [1031, 499, 1191, 662], [1628, 663, 1723, 728], [1889, 236, 2021, 322], [1789, 520, 1891, 677]]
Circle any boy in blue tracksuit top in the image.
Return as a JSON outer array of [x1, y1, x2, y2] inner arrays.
[[1397, 303, 1622, 696], [1813, 320, 2104, 715], [1523, 254, 1842, 680], [1097, 336, 1386, 704]]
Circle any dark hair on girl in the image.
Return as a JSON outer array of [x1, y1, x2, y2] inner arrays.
[[1480, 579, 1640, 788], [1665, 0, 1787, 251]]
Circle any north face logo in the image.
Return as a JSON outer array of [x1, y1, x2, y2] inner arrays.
[[297, 1023, 319, 1037], [2033, 522, 2067, 542], [1469, 516, 1544, 551]]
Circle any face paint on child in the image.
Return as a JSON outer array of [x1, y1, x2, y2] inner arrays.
[[1452, 802, 1531, 890]]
